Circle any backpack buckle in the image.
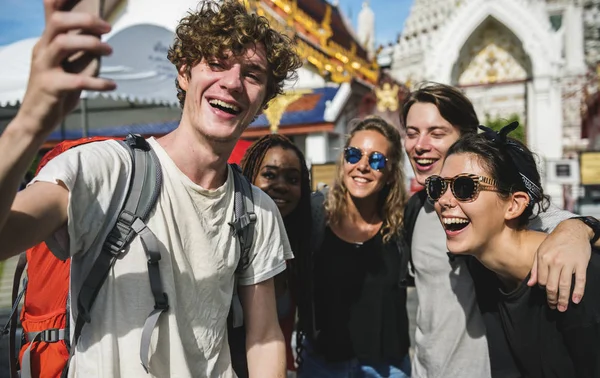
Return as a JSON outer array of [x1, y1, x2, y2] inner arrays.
[[36, 328, 64, 343], [229, 212, 257, 233], [154, 293, 169, 311], [125, 134, 150, 151], [103, 210, 139, 257]]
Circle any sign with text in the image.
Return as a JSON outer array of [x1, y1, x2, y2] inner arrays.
[[546, 159, 579, 185], [580, 152, 600, 185]]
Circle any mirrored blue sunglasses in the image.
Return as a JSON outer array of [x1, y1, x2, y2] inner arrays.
[[343, 146, 388, 171]]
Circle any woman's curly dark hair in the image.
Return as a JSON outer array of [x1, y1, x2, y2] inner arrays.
[[167, 0, 302, 109]]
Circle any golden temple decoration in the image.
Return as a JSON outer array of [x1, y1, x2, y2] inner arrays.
[[485, 50, 498, 83], [319, 5, 333, 46], [284, 0, 297, 27], [264, 89, 313, 133], [457, 22, 528, 86], [375, 83, 400, 112], [241, 0, 379, 84]]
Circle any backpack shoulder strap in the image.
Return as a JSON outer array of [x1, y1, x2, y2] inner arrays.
[[6, 252, 27, 378], [403, 190, 427, 276], [65, 134, 164, 376], [228, 163, 256, 328], [229, 163, 256, 272]]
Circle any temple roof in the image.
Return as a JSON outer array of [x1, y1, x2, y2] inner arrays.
[[250, 0, 378, 84], [250, 86, 339, 129], [296, 0, 369, 61]]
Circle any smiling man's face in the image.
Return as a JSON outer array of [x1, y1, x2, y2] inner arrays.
[[177, 44, 269, 143], [404, 102, 461, 185]]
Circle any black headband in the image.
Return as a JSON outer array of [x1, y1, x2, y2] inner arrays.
[[478, 122, 542, 207]]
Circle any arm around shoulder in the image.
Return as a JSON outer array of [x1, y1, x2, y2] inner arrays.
[[531, 213, 597, 311]]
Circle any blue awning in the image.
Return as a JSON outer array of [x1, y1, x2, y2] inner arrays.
[[47, 119, 180, 140]]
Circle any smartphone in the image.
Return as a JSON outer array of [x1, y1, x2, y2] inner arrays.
[[60, 0, 106, 77]]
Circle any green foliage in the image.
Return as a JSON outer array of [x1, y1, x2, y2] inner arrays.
[[483, 113, 526, 143], [27, 153, 42, 179]]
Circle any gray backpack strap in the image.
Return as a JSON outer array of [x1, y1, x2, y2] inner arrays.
[[136, 214, 168, 373], [5, 252, 28, 378], [63, 134, 163, 377], [228, 164, 256, 328]]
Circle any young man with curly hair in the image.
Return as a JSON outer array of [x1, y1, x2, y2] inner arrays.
[[0, 0, 302, 377]]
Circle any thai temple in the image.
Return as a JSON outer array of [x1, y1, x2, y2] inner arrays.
[[1, 0, 599, 199], [381, 0, 599, 152], [0, 0, 399, 183], [238, 0, 384, 167], [376, 0, 600, 201], [238, 0, 410, 189]]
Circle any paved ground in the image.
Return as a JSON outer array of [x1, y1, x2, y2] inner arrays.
[[0, 310, 16, 378]]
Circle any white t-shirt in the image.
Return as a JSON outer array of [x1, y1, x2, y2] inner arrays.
[[32, 138, 293, 378]]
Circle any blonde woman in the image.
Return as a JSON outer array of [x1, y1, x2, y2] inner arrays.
[[297, 116, 412, 378]]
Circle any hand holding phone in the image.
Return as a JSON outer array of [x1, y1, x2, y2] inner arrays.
[[60, 0, 106, 77], [15, 0, 114, 137]]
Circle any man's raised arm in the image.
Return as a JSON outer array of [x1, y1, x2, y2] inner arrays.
[[0, 0, 115, 259]]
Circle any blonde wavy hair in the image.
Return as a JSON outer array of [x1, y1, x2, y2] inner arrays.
[[325, 116, 408, 243]]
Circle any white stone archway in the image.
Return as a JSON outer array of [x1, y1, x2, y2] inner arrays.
[[427, 0, 564, 200], [451, 17, 532, 127]]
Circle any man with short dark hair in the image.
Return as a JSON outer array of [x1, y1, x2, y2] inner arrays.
[[0, 0, 302, 377], [402, 82, 600, 378]]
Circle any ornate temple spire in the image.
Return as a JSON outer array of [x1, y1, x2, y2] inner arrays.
[[357, 1, 375, 60], [389, 0, 461, 85], [401, 0, 459, 40]]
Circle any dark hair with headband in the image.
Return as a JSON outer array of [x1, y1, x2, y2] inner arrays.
[[446, 122, 550, 227]]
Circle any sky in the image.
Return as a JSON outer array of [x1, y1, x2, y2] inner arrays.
[[0, 0, 413, 47], [0, 0, 45, 46], [339, 0, 413, 46]]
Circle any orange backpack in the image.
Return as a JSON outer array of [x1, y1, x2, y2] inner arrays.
[[5, 135, 163, 378], [4, 135, 256, 378]]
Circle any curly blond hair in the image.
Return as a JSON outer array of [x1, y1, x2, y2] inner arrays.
[[167, 0, 302, 109], [325, 116, 408, 243]]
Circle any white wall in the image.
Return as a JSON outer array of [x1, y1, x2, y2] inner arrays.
[[305, 133, 328, 165]]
